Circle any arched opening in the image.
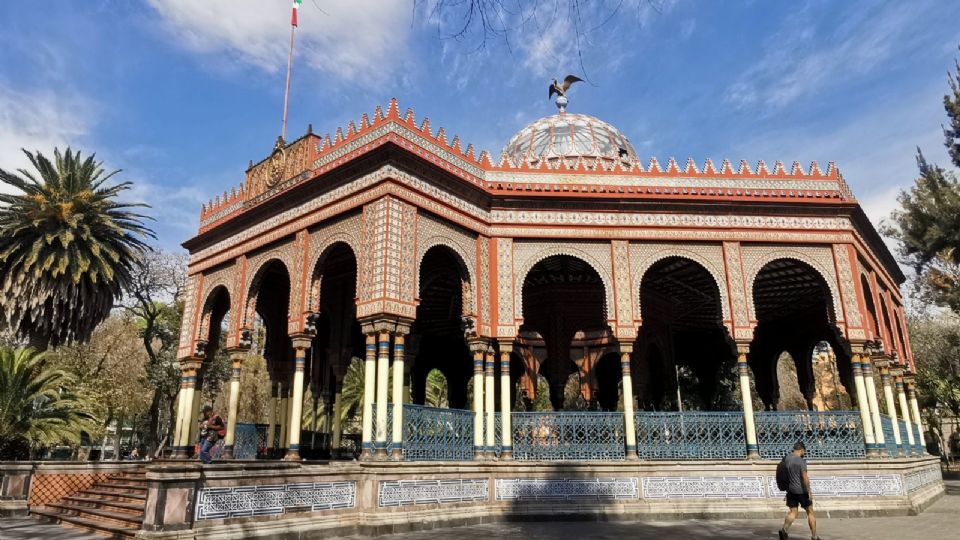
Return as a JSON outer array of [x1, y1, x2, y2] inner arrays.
[[860, 274, 881, 339], [424, 369, 449, 408], [411, 245, 471, 410], [594, 352, 622, 411], [878, 292, 895, 352], [750, 258, 853, 411], [250, 259, 291, 456], [306, 242, 360, 458], [520, 255, 607, 411], [637, 257, 733, 411], [810, 341, 852, 410]]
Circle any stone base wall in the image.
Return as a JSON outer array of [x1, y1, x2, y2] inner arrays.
[[128, 457, 943, 539]]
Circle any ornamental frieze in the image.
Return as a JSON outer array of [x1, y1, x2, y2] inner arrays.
[[245, 135, 316, 201], [417, 214, 478, 314]]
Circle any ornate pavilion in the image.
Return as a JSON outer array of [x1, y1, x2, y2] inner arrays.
[[172, 96, 927, 465]]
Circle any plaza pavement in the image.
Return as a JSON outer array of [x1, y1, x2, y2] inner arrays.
[[2, 476, 956, 540]]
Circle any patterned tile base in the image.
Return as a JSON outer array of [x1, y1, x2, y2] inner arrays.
[[495, 477, 638, 501], [903, 466, 943, 493], [195, 481, 355, 520], [765, 475, 902, 498], [642, 476, 765, 499], [378, 479, 488, 507]]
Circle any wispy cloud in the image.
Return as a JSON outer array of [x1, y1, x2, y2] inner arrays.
[[147, 0, 411, 85], [725, 1, 933, 109], [0, 84, 93, 193]]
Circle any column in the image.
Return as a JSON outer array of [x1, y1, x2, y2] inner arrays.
[[278, 380, 289, 452], [878, 363, 903, 456], [222, 349, 247, 459], [620, 345, 638, 459], [471, 346, 485, 458], [851, 354, 878, 457], [331, 381, 344, 457], [906, 378, 926, 452], [285, 337, 310, 460], [737, 351, 760, 459], [861, 357, 887, 456], [172, 361, 199, 459], [390, 331, 406, 459], [499, 346, 513, 460], [484, 348, 496, 458], [360, 332, 376, 459], [895, 375, 916, 453], [375, 329, 391, 457], [265, 381, 278, 452], [187, 373, 204, 447]]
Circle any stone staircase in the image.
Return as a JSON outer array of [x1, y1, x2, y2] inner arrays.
[[31, 467, 146, 539]]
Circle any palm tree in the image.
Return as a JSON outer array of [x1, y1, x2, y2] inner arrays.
[[0, 148, 154, 347], [0, 347, 97, 459]]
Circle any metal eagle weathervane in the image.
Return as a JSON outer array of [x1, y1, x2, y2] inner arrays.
[[548, 75, 583, 113]]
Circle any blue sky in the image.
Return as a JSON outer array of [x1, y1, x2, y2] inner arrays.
[[1, 0, 958, 252]]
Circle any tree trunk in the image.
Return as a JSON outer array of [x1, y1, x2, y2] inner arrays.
[[145, 387, 163, 455]]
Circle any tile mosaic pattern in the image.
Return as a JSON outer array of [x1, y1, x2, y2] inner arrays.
[[195, 481, 355, 520], [642, 476, 765, 499], [496, 477, 638, 501], [378, 479, 488, 507], [765, 474, 902, 498]]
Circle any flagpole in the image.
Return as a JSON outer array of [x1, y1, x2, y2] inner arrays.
[[281, 22, 295, 142]]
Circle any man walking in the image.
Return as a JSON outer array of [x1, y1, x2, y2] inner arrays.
[[779, 441, 819, 540]]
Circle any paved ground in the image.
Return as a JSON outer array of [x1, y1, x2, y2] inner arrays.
[[3, 478, 956, 540]]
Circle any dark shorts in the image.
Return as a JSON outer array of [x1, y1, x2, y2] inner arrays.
[[786, 492, 812, 509]]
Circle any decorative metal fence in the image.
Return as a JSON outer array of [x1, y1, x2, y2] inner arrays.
[[402, 404, 474, 461], [511, 412, 625, 461], [369, 403, 393, 452], [879, 416, 898, 457], [233, 423, 260, 459], [634, 412, 746, 460], [755, 411, 865, 459]]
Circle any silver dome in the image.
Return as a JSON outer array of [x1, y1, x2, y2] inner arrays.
[[503, 113, 637, 167]]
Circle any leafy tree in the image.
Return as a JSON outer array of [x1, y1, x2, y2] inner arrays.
[[424, 368, 449, 408], [49, 315, 152, 456], [121, 249, 186, 453], [0, 347, 97, 459], [907, 313, 960, 447], [0, 148, 154, 348], [885, 49, 960, 313]]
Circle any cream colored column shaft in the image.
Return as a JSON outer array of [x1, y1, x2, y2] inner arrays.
[[879, 369, 902, 455], [472, 350, 484, 457], [620, 349, 637, 459], [178, 383, 197, 448], [484, 351, 496, 457], [285, 341, 309, 460], [375, 330, 391, 457], [907, 382, 926, 449], [499, 350, 513, 460], [223, 352, 244, 458], [331, 388, 344, 452], [360, 333, 376, 458], [737, 352, 760, 458], [861, 358, 887, 455], [265, 382, 278, 449], [896, 378, 915, 451], [852, 355, 878, 456], [390, 333, 406, 459], [188, 381, 203, 445]]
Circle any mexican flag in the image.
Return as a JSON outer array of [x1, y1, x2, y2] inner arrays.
[[291, 0, 302, 27]]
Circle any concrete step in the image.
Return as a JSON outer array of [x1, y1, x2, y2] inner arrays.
[[61, 495, 145, 514], [45, 502, 143, 529], [77, 488, 146, 504], [88, 483, 147, 496], [31, 507, 139, 540]]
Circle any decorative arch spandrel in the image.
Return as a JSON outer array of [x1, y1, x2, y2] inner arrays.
[[416, 214, 478, 316], [240, 240, 298, 332], [512, 241, 615, 324], [177, 273, 202, 359], [305, 214, 363, 314], [741, 245, 844, 325], [630, 242, 730, 323]]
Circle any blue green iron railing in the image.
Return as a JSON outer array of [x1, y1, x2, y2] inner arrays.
[[511, 411, 625, 461], [634, 411, 746, 460], [233, 422, 259, 459], [754, 411, 865, 459], [402, 404, 474, 461], [879, 415, 899, 457], [368, 403, 394, 453]]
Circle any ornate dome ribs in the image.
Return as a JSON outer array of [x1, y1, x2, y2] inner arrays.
[[503, 113, 638, 168]]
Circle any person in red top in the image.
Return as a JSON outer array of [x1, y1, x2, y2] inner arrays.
[[197, 405, 225, 464]]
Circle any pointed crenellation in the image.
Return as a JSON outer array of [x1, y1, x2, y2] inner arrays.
[[826, 161, 838, 177], [361, 112, 371, 130], [465, 144, 475, 160], [791, 161, 804, 176], [703, 159, 717, 174], [334, 127, 345, 145], [479, 150, 492, 167], [773, 160, 786, 176], [387, 98, 400, 119], [450, 135, 461, 152], [666, 157, 680, 174], [738, 160, 752, 175], [756, 160, 770, 176], [404, 107, 415, 124], [809, 161, 822, 176], [374, 105, 385, 122], [436, 127, 447, 145], [648, 157, 662, 173], [420, 117, 431, 136], [347, 121, 357, 137], [685, 158, 698, 174]]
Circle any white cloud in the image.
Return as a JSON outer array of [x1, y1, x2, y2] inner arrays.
[[0, 85, 93, 193], [725, 1, 932, 109], [147, 0, 411, 84]]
